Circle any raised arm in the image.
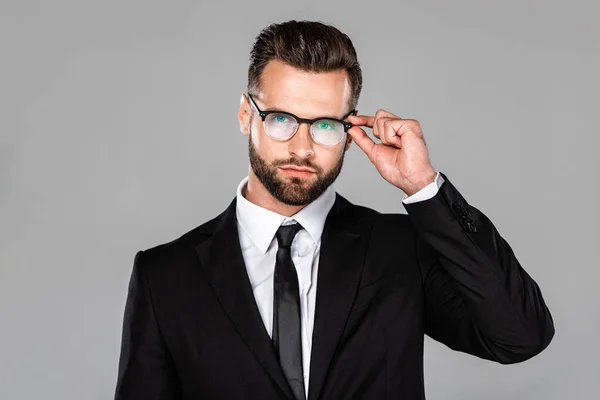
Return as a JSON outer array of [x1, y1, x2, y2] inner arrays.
[[404, 175, 555, 364]]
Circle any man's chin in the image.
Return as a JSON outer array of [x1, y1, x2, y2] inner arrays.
[[275, 181, 316, 205]]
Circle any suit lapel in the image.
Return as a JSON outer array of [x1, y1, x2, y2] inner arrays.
[[195, 198, 295, 400], [307, 194, 373, 400]]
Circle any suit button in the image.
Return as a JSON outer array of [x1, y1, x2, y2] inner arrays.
[[453, 204, 468, 216], [465, 220, 477, 232]]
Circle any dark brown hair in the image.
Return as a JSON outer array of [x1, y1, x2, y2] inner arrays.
[[247, 20, 362, 112]]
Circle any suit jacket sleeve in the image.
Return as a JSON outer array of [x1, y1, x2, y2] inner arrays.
[[403, 172, 555, 364], [114, 251, 182, 399]]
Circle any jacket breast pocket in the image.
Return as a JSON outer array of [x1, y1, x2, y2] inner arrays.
[[349, 273, 404, 313]]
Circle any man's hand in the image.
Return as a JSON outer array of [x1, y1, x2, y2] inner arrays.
[[347, 110, 437, 196]]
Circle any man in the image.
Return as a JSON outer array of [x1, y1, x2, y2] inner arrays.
[[114, 20, 554, 400]]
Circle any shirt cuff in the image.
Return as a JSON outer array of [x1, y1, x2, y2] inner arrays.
[[401, 171, 445, 204]]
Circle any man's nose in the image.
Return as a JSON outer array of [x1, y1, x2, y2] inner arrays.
[[288, 122, 315, 158]]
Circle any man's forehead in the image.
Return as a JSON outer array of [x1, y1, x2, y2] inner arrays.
[[256, 60, 352, 116]]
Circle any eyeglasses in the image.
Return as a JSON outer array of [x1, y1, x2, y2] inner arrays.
[[247, 93, 356, 146]]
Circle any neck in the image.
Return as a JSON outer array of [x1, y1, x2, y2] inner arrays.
[[244, 169, 306, 217]]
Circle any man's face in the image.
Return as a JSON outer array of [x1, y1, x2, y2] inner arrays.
[[239, 59, 353, 206]]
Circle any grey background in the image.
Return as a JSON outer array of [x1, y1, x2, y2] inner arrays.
[[1, 0, 597, 399]]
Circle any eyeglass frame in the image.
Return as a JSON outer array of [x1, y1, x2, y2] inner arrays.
[[246, 93, 357, 146]]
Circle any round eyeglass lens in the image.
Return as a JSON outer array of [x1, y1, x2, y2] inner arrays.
[[264, 113, 298, 140], [311, 119, 345, 145]]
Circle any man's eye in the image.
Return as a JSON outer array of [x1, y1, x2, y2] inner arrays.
[[317, 121, 334, 130]]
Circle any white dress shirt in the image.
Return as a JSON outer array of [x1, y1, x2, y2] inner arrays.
[[235, 172, 445, 397]]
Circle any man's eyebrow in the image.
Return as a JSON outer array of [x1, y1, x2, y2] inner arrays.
[[263, 103, 347, 120]]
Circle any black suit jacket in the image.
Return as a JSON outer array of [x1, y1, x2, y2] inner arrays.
[[115, 172, 554, 399]]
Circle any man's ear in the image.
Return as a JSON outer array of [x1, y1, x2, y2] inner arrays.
[[238, 93, 251, 136], [344, 109, 357, 151], [344, 134, 353, 151]]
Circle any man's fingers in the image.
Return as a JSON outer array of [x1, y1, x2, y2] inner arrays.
[[382, 118, 404, 148], [348, 115, 375, 128]]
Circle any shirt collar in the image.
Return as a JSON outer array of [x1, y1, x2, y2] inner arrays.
[[235, 176, 336, 254]]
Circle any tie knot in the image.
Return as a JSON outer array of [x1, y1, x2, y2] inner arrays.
[[275, 223, 303, 249]]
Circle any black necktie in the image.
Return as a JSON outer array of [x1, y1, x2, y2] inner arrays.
[[272, 222, 306, 400]]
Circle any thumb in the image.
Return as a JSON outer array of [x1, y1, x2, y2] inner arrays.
[[347, 125, 376, 160]]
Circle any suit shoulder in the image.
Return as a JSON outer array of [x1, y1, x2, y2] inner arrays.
[[375, 212, 417, 239], [380, 211, 413, 226], [135, 210, 224, 269], [337, 193, 416, 235]]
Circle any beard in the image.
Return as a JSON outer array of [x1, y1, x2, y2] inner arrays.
[[248, 127, 345, 206]]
